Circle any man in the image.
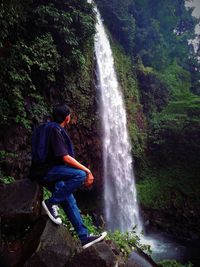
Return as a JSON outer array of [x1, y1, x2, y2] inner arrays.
[[31, 103, 106, 249]]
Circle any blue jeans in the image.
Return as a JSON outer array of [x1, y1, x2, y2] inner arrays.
[[42, 165, 89, 242]]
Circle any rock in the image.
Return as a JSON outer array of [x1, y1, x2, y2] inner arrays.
[[127, 249, 159, 267], [67, 242, 118, 267], [0, 239, 23, 267], [0, 180, 42, 267], [141, 204, 200, 241], [0, 216, 46, 267], [24, 220, 78, 267], [105, 240, 126, 267], [0, 179, 41, 224]]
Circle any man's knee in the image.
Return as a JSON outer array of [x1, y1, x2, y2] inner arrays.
[[55, 181, 66, 191], [75, 169, 87, 182]]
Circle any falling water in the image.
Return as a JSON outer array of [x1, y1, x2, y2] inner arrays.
[[94, 8, 142, 232]]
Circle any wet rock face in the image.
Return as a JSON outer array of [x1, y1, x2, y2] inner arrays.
[[0, 180, 42, 267], [0, 179, 41, 224], [141, 205, 200, 241], [127, 249, 159, 267], [0, 125, 31, 180], [69, 121, 103, 188], [24, 220, 79, 267]]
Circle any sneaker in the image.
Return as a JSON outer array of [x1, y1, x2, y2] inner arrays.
[[82, 231, 107, 249], [42, 200, 62, 225]]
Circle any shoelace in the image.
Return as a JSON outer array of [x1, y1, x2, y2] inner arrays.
[[52, 205, 59, 217]]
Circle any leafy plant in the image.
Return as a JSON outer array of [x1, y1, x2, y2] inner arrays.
[[107, 228, 151, 257], [159, 259, 193, 267], [0, 175, 15, 184]]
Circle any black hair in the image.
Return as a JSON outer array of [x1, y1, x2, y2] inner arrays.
[[52, 103, 71, 123]]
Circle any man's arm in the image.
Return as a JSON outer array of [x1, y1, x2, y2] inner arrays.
[[62, 155, 94, 186], [62, 155, 90, 173]]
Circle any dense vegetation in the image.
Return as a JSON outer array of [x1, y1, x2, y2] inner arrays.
[[0, 0, 95, 129], [96, 0, 200, 213]]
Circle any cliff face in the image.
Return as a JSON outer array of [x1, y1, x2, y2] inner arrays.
[[0, 65, 103, 181], [0, 0, 103, 184]]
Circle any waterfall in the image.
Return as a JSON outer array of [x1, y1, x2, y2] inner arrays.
[[94, 8, 142, 233]]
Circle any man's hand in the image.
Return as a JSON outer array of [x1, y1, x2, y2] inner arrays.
[[62, 155, 94, 186], [84, 172, 94, 187]]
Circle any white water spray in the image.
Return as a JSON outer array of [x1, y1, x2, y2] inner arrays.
[[94, 9, 142, 232]]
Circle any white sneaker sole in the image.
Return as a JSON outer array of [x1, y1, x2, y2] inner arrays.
[[42, 200, 62, 225], [82, 231, 107, 249]]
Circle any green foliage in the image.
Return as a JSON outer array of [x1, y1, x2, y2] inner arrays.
[[136, 63, 170, 117], [148, 93, 200, 167], [0, 175, 15, 184], [62, 46, 97, 128], [0, 0, 32, 46], [43, 187, 51, 200], [159, 259, 193, 267], [0, 33, 60, 128], [107, 228, 151, 257], [163, 95, 200, 115], [33, 2, 95, 67], [0, 150, 16, 161], [133, 0, 197, 69], [97, 0, 200, 92], [0, 0, 96, 130], [96, 0, 136, 56], [137, 165, 200, 209], [157, 60, 191, 98], [137, 175, 174, 209], [82, 214, 100, 235], [135, 18, 169, 70]]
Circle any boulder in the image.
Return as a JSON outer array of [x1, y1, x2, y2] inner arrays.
[[67, 242, 118, 267], [0, 216, 46, 267], [0, 180, 42, 267], [24, 220, 78, 267], [127, 249, 159, 267], [0, 179, 41, 224], [105, 240, 126, 267], [0, 239, 23, 267]]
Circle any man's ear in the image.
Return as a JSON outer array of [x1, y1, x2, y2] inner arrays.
[[65, 114, 71, 124]]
